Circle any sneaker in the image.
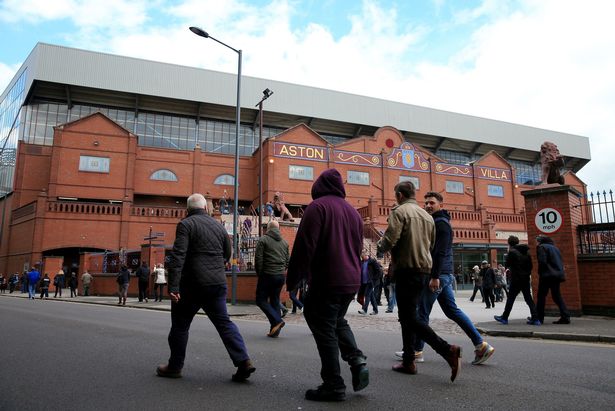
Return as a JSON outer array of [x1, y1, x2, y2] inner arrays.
[[527, 319, 542, 325], [350, 364, 369, 392], [472, 342, 495, 365], [156, 364, 182, 378], [358, 310, 367, 315], [281, 307, 288, 318], [305, 385, 346, 402], [394, 351, 404, 359], [267, 321, 285, 338], [494, 315, 508, 325], [232, 360, 256, 382], [369, 311, 378, 315], [414, 351, 424, 363], [553, 318, 571, 324], [392, 362, 417, 375], [444, 345, 462, 382], [385, 309, 393, 313]]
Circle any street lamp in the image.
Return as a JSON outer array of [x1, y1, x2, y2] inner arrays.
[[190, 26, 242, 305], [255, 88, 274, 237]]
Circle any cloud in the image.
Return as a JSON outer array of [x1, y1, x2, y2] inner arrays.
[[0, 62, 21, 94]]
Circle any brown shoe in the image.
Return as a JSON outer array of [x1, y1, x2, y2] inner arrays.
[[232, 360, 256, 382], [444, 345, 462, 382], [156, 364, 182, 378], [267, 321, 285, 338], [392, 362, 417, 375]]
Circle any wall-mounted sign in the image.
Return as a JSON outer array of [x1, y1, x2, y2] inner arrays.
[[477, 166, 511, 181], [274, 142, 328, 162], [534, 207, 563, 234]]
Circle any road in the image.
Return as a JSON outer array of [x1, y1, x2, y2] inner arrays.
[[1, 297, 614, 410]]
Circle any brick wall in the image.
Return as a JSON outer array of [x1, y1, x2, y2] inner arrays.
[[578, 257, 615, 316]]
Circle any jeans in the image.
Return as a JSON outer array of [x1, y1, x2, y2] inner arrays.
[[167, 284, 250, 370], [395, 269, 451, 364], [54, 285, 63, 297], [361, 282, 378, 313], [470, 284, 483, 301], [288, 286, 304, 312], [138, 281, 149, 302], [536, 277, 570, 322], [387, 282, 397, 311], [303, 290, 366, 391], [255, 274, 285, 327], [501, 277, 537, 320], [415, 274, 482, 352], [154, 283, 166, 301], [28, 283, 37, 299]]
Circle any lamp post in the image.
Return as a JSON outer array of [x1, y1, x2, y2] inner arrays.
[[255, 88, 273, 237], [190, 26, 242, 305]]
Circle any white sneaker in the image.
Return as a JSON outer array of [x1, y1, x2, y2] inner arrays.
[[394, 351, 424, 362], [358, 310, 367, 315], [472, 342, 495, 365]]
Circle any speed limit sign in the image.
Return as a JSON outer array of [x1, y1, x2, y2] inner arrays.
[[535, 207, 562, 234]]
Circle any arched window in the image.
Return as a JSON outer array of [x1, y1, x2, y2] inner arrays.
[[214, 174, 235, 185], [150, 169, 178, 182]]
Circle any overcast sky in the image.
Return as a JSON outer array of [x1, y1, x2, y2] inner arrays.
[[1, 0, 613, 192]]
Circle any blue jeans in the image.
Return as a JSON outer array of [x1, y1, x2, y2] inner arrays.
[[255, 274, 285, 327], [28, 283, 37, 299], [414, 274, 482, 352], [387, 283, 396, 311], [167, 284, 250, 370]]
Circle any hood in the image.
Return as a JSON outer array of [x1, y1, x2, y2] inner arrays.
[[513, 244, 530, 254], [265, 227, 283, 241], [431, 209, 451, 220], [537, 235, 554, 245], [311, 168, 346, 200]]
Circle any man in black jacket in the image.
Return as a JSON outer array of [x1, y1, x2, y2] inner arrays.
[[136, 261, 150, 302], [157, 193, 255, 382], [480, 261, 496, 309], [536, 235, 570, 324], [495, 236, 540, 325]]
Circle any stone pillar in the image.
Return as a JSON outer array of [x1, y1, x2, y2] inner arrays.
[[521, 185, 583, 316]]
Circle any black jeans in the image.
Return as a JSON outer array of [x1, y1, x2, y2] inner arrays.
[[303, 290, 365, 391], [167, 285, 249, 370], [255, 274, 285, 327], [536, 277, 570, 322], [483, 287, 495, 308], [501, 278, 537, 320], [395, 270, 451, 364], [470, 284, 483, 301], [138, 281, 148, 301], [154, 283, 165, 301]]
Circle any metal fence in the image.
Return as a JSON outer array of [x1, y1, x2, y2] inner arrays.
[[576, 190, 615, 255]]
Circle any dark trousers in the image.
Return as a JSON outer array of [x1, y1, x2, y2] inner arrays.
[[303, 291, 365, 391], [289, 286, 304, 312], [361, 282, 378, 313], [255, 274, 285, 327], [483, 286, 495, 308], [138, 281, 148, 301], [470, 284, 483, 301], [54, 285, 62, 297], [167, 284, 249, 370], [395, 271, 451, 364], [39, 288, 49, 298], [502, 278, 537, 320], [154, 283, 166, 301], [536, 277, 570, 322], [70, 285, 77, 297]]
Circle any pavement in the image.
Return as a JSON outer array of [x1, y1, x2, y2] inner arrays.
[[2, 288, 614, 344]]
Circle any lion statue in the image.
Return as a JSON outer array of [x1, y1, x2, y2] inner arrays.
[[540, 141, 565, 185]]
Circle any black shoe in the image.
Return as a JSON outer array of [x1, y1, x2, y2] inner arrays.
[[351, 364, 369, 392], [232, 360, 256, 382], [156, 364, 182, 378], [281, 307, 288, 318], [553, 318, 570, 324], [305, 386, 346, 402]]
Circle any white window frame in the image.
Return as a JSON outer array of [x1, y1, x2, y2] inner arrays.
[[445, 180, 464, 194], [288, 165, 314, 181], [79, 156, 110, 173], [348, 170, 370, 186], [488, 184, 504, 197], [150, 169, 178, 182]]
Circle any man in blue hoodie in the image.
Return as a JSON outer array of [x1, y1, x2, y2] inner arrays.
[[287, 168, 368, 402], [27, 266, 41, 300]]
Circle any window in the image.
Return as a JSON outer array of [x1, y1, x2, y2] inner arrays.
[[399, 175, 420, 189], [79, 156, 110, 173], [348, 170, 369, 186], [488, 184, 504, 197], [289, 165, 313, 181], [214, 174, 235, 185], [445, 180, 464, 193], [150, 169, 178, 182]]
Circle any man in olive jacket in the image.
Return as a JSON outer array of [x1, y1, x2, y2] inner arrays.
[[157, 193, 255, 382], [255, 220, 289, 337]]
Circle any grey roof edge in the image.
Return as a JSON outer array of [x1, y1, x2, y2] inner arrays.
[[7, 42, 591, 160]]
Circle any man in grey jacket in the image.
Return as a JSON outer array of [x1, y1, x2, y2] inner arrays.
[[156, 193, 255, 382], [255, 220, 289, 337]]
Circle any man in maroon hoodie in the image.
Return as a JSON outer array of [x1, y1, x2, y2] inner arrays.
[[287, 168, 368, 402]]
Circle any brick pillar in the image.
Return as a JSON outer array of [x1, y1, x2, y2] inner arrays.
[[522, 185, 583, 316]]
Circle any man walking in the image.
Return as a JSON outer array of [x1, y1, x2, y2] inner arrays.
[[136, 261, 150, 302], [287, 168, 369, 402], [494, 235, 540, 325], [255, 220, 289, 337], [358, 253, 382, 316], [377, 182, 462, 381], [412, 192, 494, 365], [157, 193, 255, 382], [469, 265, 483, 302], [81, 270, 93, 296], [480, 261, 496, 309], [536, 235, 570, 324], [27, 266, 40, 300]]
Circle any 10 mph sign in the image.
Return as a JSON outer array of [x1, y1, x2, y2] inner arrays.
[[535, 207, 563, 234]]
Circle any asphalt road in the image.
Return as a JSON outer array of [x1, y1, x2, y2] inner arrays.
[[1, 297, 614, 411]]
